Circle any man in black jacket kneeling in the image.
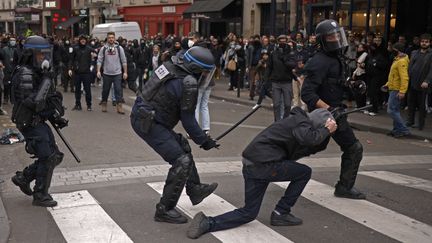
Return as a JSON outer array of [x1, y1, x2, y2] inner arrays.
[[187, 107, 337, 239]]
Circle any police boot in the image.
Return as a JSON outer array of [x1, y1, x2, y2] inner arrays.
[[100, 101, 107, 112], [154, 203, 188, 224], [187, 212, 211, 239], [187, 183, 218, 206], [32, 180, 57, 207], [116, 103, 125, 114], [334, 183, 366, 200], [32, 192, 57, 207], [270, 211, 303, 226], [11, 168, 34, 196]]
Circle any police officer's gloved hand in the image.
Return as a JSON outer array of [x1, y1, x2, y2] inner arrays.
[[200, 138, 220, 151], [328, 107, 345, 122], [53, 117, 69, 129]]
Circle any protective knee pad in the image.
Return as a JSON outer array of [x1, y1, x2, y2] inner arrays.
[[343, 141, 363, 165], [161, 154, 193, 209]]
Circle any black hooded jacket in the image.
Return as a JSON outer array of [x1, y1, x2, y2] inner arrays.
[[242, 107, 330, 164]]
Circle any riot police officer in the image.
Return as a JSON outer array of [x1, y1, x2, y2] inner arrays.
[[301, 20, 366, 199], [10, 36, 68, 207], [131, 46, 219, 224]]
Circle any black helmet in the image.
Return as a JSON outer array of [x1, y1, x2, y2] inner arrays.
[[315, 19, 348, 52], [23, 35, 52, 70], [182, 46, 215, 74]]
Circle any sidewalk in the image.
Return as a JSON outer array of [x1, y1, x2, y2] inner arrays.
[[210, 78, 432, 141]]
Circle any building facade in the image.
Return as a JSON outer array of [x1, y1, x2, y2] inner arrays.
[[121, 0, 192, 37], [242, 0, 432, 41]]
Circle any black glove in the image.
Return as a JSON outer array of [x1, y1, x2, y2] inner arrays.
[[328, 107, 345, 122], [200, 138, 220, 151], [52, 117, 69, 129]]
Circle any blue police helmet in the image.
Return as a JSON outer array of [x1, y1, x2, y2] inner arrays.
[[183, 46, 215, 74]]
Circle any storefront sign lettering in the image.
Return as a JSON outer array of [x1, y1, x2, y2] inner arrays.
[[162, 6, 176, 13]]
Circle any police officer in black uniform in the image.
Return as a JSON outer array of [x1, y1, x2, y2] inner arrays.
[[131, 46, 219, 224], [301, 20, 366, 199], [10, 36, 68, 207]]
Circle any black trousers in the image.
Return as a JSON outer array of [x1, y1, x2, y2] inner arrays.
[[407, 89, 427, 129]]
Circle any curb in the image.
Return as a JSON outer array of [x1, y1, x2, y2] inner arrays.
[[211, 94, 432, 141], [0, 188, 10, 243]]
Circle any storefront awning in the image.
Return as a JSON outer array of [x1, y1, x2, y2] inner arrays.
[[183, 0, 235, 17], [55, 16, 83, 30]]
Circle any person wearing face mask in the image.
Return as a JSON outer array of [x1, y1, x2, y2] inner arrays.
[[246, 35, 262, 100], [187, 108, 337, 239], [69, 35, 95, 111], [0, 37, 19, 104], [302, 20, 365, 199], [120, 38, 138, 93], [265, 35, 297, 121], [132, 39, 150, 92], [60, 38, 74, 93]]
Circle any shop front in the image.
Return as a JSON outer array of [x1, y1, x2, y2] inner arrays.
[[302, 0, 432, 41], [123, 4, 191, 37], [183, 0, 243, 38], [14, 8, 42, 36]]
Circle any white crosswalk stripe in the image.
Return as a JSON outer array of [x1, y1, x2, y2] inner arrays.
[[48, 190, 133, 243], [147, 182, 293, 243], [359, 171, 432, 193], [274, 180, 432, 243]]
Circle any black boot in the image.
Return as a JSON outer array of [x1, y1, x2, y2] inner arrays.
[[11, 171, 33, 196], [188, 183, 218, 206], [154, 203, 188, 224], [187, 212, 211, 239], [270, 211, 303, 226], [334, 183, 366, 199], [32, 192, 57, 207]]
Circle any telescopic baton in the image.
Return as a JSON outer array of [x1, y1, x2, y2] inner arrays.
[[49, 121, 81, 163], [341, 104, 373, 116], [215, 105, 262, 141]]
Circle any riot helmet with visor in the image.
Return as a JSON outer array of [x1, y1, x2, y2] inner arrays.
[[315, 20, 348, 53]]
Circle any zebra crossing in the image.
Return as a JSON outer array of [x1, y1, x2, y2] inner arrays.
[[44, 168, 432, 243]]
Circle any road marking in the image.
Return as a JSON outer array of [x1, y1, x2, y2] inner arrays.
[[359, 171, 432, 193], [211, 121, 266, 130], [48, 190, 133, 243], [147, 182, 292, 243], [274, 180, 432, 243]]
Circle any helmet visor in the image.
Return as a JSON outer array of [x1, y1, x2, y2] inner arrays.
[[34, 47, 52, 70], [322, 27, 348, 52], [198, 67, 216, 88]]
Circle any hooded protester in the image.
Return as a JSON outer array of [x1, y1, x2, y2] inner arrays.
[[187, 107, 337, 239]]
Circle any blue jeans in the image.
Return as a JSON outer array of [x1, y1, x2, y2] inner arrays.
[[102, 74, 123, 103], [195, 86, 212, 131], [209, 160, 311, 232], [387, 91, 409, 135]]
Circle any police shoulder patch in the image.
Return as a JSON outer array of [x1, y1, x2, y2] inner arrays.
[[155, 64, 170, 80]]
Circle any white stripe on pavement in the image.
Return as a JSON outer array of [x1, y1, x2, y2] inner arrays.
[[359, 171, 432, 193], [48, 190, 133, 243], [147, 182, 293, 243], [274, 180, 432, 243]]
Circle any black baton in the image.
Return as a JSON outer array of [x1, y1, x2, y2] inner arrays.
[[341, 104, 373, 116], [50, 121, 81, 163], [215, 105, 262, 141]]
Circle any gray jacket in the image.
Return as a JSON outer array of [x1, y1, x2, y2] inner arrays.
[[97, 43, 127, 76]]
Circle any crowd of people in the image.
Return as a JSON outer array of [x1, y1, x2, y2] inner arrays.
[[0, 28, 431, 128]]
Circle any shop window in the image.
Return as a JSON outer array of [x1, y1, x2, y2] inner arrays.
[[260, 3, 290, 35], [144, 22, 149, 35], [178, 23, 184, 36], [157, 22, 162, 34]]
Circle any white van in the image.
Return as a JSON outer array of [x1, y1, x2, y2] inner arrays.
[[91, 22, 142, 40]]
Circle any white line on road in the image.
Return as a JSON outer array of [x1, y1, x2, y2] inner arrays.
[[359, 171, 432, 193], [147, 182, 293, 243], [48, 190, 133, 243], [211, 121, 266, 130], [274, 180, 432, 243]]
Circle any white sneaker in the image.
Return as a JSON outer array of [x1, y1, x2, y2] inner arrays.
[[363, 110, 369, 115], [368, 112, 377, 116]]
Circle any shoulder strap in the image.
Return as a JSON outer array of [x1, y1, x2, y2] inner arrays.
[[116, 46, 123, 68]]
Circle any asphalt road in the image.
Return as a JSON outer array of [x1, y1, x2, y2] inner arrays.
[[1, 85, 432, 243]]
